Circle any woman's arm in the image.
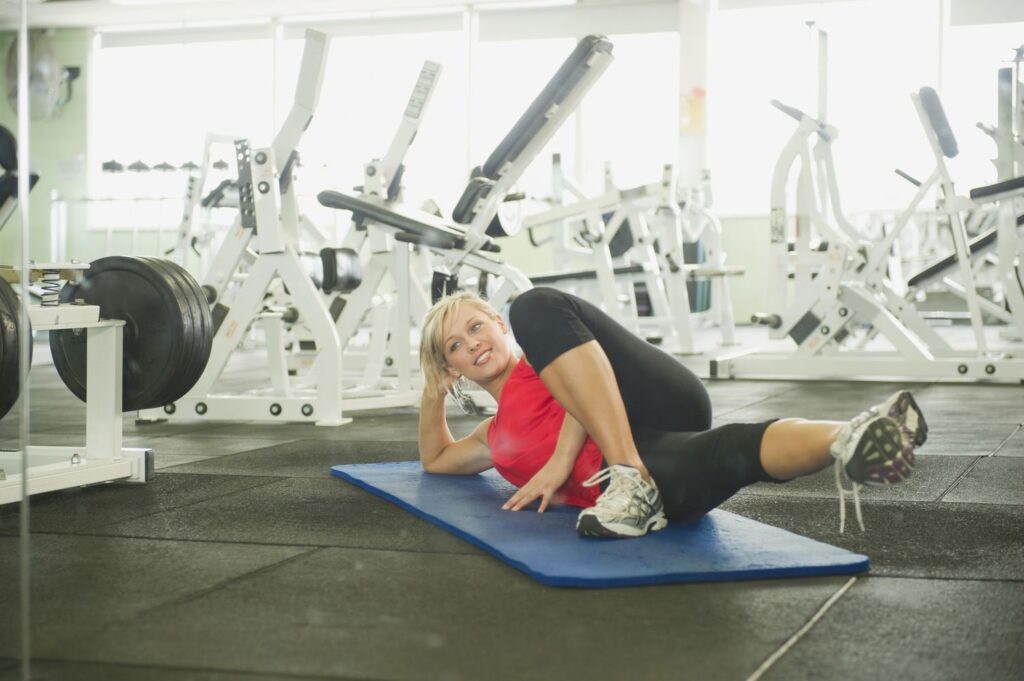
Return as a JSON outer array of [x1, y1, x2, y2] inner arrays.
[[418, 390, 493, 475], [503, 411, 588, 512]]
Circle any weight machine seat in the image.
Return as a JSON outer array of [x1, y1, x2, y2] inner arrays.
[[479, 35, 612, 181], [316, 189, 500, 254], [906, 224, 1014, 288], [969, 174, 1024, 201]]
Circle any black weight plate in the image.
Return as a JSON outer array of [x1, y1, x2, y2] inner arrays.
[[142, 258, 212, 402], [164, 259, 213, 387], [133, 256, 204, 407], [149, 258, 211, 400], [137, 257, 213, 403], [135, 257, 201, 404], [169, 259, 213, 394], [0, 276, 25, 421], [49, 256, 188, 411]]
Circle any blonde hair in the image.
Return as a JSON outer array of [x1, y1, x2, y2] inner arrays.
[[419, 291, 500, 399]]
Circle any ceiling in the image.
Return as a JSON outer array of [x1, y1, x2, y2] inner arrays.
[[1, 0, 589, 30]]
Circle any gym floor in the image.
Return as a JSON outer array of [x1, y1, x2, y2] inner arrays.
[[0, 333, 1022, 681]]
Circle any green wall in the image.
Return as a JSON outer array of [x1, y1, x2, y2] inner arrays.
[[0, 29, 90, 264], [718, 215, 770, 323]]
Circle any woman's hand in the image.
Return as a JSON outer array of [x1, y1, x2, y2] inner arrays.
[[502, 455, 574, 513]]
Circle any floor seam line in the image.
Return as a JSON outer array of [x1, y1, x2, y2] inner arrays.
[[935, 455, 989, 502], [744, 576, 857, 681], [986, 422, 1022, 458], [82, 546, 326, 639], [72, 476, 290, 532], [6, 530, 484, 556], [20, 656, 366, 680]]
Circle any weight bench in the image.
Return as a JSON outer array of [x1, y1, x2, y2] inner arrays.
[[316, 191, 502, 254], [319, 34, 614, 312]]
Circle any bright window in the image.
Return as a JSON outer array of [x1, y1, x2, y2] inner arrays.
[[92, 38, 274, 194], [579, 32, 680, 191], [942, 21, 1024, 189], [278, 30, 468, 219], [709, 0, 940, 214]]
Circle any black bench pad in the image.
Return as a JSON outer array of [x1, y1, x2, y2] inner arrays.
[[317, 189, 498, 253], [907, 227, 1000, 287], [481, 35, 612, 180], [970, 175, 1024, 201]]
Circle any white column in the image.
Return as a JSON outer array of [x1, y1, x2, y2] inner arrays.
[[677, 0, 714, 188]]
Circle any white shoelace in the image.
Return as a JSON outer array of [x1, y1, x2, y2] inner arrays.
[[582, 466, 648, 512], [834, 460, 865, 533]]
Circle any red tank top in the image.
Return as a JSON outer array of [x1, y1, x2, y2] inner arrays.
[[487, 359, 602, 508]]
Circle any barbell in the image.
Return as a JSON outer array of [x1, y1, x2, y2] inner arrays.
[[0, 256, 213, 421]]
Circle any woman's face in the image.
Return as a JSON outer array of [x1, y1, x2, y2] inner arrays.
[[441, 304, 512, 384]]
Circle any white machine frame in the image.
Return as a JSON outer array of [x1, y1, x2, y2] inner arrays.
[[715, 85, 1024, 382], [139, 30, 364, 426], [523, 156, 741, 354]]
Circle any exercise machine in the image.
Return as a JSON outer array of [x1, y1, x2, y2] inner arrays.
[[524, 156, 741, 353], [714, 82, 1024, 383], [318, 35, 617, 314]]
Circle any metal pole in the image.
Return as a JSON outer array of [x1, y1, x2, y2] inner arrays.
[[17, 3, 32, 679]]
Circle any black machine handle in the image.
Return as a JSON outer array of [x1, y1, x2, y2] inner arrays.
[[894, 168, 922, 187], [770, 99, 833, 142]]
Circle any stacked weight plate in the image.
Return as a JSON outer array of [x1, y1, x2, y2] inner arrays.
[[49, 256, 213, 411], [0, 276, 29, 421]]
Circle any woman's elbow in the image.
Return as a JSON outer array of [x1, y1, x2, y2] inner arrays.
[[420, 456, 449, 475]]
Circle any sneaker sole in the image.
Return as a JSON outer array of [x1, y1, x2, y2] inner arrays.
[[844, 416, 913, 486], [576, 512, 668, 539], [883, 391, 928, 447]]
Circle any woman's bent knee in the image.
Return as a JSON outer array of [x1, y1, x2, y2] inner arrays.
[[509, 288, 589, 366]]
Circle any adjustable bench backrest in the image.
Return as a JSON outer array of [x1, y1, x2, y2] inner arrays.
[[451, 35, 614, 241], [918, 87, 959, 160]]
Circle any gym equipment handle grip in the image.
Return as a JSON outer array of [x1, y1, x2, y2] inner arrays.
[[750, 313, 782, 329], [894, 168, 921, 187], [770, 100, 833, 142]]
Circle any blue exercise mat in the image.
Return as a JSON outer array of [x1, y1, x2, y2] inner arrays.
[[330, 461, 869, 588]]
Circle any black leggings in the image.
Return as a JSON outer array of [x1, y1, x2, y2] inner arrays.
[[508, 287, 782, 522]]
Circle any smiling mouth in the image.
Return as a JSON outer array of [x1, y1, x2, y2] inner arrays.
[[474, 350, 492, 366]]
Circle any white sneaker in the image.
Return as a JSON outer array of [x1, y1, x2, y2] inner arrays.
[[831, 412, 913, 486], [872, 390, 927, 450], [576, 465, 668, 538], [830, 411, 913, 533]]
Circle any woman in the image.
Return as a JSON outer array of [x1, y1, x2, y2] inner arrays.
[[418, 287, 926, 538]]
